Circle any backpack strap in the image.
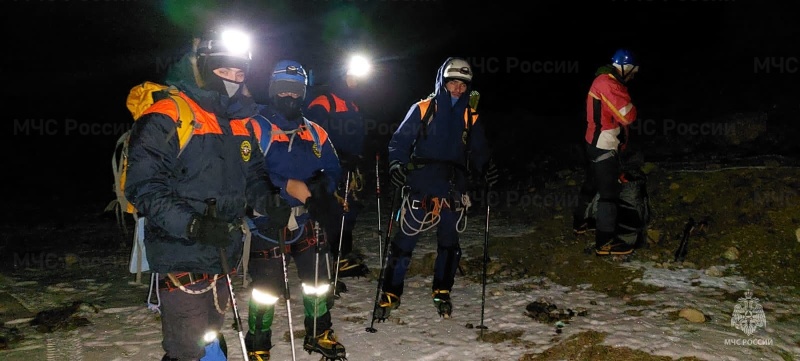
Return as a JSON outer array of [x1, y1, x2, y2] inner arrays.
[[254, 114, 276, 155], [255, 114, 323, 156], [325, 93, 337, 113], [409, 97, 436, 156], [164, 89, 197, 157], [302, 117, 322, 149], [463, 105, 476, 171]]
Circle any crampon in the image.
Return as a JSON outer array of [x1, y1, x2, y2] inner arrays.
[[303, 329, 347, 361], [433, 289, 452, 319], [372, 292, 400, 322]]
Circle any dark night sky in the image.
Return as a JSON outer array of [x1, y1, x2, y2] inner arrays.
[[4, 0, 799, 210]]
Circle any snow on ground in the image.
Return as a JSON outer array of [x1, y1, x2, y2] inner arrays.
[[1, 207, 799, 361]]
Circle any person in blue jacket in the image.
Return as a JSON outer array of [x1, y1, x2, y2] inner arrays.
[[124, 28, 274, 361], [246, 60, 347, 361], [305, 55, 371, 280], [374, 57, 499, 320]]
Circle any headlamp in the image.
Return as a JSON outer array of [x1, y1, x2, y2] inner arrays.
[[347, 54, 372, 77], [220, 29, 251, 57], [274, 64, 307, 78], [198, 28, 252, 60]]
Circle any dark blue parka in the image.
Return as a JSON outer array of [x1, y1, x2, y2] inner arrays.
[[305, 79, 365, 170], [124, 55, 270, 274], [388, 57, 491, 197], [253, 105, 341, 220]]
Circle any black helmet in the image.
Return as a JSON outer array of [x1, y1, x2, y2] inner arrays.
[[196, 28, 252, 76]]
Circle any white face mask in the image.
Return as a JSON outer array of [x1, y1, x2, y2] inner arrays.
[[223, 79, 242, 98]]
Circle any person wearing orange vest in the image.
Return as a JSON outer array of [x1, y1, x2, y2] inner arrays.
[[124, 28, 274, 361], [305, 56, 371, 281], [375, 57, 497, 320], [573, 48, 640, 256], [246, 60, 347, 361]]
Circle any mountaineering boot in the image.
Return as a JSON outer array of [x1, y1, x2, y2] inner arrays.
[[248, 350, 270, 361], [303, 329, 347, 360], [432, 289, 452, 318], [336, 253, 370, 278], [245, 329, 272, 361], [333, 279, 348, 297], [246, 294, 275, 361], [373, 291, 400, 321], [573, 217, 596, 236], [595, 238, 634, 256]]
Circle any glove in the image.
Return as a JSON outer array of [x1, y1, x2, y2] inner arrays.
[[305, 170, 341, 229], [266, 195, 292, 231], [253, 196, 292, 236], [484, 160, 499, 189], [186, 214, 234, 248], [306, 170, 330, 198], [305, 194, 340, 230], [389, 160, 408, 189]]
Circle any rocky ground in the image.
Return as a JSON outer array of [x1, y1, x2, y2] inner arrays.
[[1, 111, 799, 360], [469, 110, 800, 360]]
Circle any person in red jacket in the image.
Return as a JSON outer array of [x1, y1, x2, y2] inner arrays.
[[573, 48, 639, 256]]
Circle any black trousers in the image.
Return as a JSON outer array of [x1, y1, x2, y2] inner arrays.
[[573, 144, 621, 244], [248, 239, 333, 333], [159, 276, 229, 360]]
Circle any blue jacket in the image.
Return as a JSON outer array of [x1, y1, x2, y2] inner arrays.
[[253, 104, 341, 223], [305, 81, 365, 170], [388, 57, 491, 197], [124, 72, 270, 274]]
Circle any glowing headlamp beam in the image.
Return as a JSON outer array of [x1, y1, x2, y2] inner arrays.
[[221, 29, 251, 55], [347, 54, 372, 77]]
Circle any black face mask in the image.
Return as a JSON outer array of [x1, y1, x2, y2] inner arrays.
[[273, 95, 303, 120]]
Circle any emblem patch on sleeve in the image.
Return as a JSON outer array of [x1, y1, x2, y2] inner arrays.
[[241, 140, 252, 162], [312, 143, 321, 158]]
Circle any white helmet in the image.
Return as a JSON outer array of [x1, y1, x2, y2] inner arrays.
[[443, 58, 473, 83]]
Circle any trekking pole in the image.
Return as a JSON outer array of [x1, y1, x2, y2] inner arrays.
[[278, 227, 298, 361], [312, 220, 321, 342], [375, 153, 383, 268], [332, 172, 351, 295], [478, 185, 491, 340], [674, 217, 707, 262], [366, 188, 402, 333], [205, 198, 249, 361]]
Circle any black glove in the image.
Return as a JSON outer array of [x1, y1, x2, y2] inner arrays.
[[484, 160, 499, 189], [389, 160, 408, 189], [186, 214, 234, 248], [307, 170, 330, 198], [306, 194, 340, 230], [305, 170, 341, 229], [252, 195, 292, 236], [266, 195, 292, 231]]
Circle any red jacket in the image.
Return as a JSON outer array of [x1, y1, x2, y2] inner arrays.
[[584, 72, 637, 150]]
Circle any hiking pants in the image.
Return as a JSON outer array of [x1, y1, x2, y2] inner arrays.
[[575, 144, 621, 243], [159, 276, 229, 360], [383, 193, 462, 297], [326, 170, 365, 259], [248, 236, 333, 334]]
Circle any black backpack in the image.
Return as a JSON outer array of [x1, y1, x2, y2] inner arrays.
[[585, 167, 651, 246]]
